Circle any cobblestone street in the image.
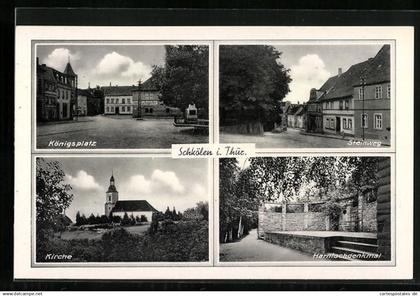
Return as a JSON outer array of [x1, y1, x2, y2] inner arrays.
[[37, 115, 208, 149]]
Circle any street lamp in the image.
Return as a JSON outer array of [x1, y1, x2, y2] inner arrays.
[[360, 77, 366, 141]]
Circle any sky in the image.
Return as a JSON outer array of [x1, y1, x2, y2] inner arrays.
[[36, 43, 385, 104], [40, 157, 209, 221], [275, 44, 385, 104], [36, 44, 166, 89]]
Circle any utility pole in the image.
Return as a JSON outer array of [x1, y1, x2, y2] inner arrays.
[[137, 79, 142, 119], [360, 77, 366, 140]]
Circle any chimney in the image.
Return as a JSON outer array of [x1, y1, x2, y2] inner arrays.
[[338, 68, 342, 77]]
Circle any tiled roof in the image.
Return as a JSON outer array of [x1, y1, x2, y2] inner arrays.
[[140, 78, 158, 91], [112, 200, 158, 213], [102, 86, 137, 96], [64, 62, 77, 76], [319, 45, 390, 101]]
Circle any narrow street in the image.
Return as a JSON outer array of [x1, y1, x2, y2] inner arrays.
[[219, 229, 316, 262], [37, 115, 208, 149], [220, 128, 382, 148]]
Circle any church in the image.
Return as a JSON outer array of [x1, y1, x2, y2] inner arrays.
[[104, 173, 158, 222]]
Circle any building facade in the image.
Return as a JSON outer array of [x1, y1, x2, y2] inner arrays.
[[310, 45, 390, 143], [353, 46, 391, 144], [305, 88, 324, 133], [103, 85, 135, 115], [36, 58, 78, 121], [132, 78, 181, 118], [77, 87, 104, 116]]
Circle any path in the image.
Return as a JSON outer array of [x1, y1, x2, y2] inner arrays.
[[219, 229, 317, 262]]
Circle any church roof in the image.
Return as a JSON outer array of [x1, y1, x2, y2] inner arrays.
[[107, 184, 117, 192], [112, 200, 158, 213], [64, 62, 77, 76]]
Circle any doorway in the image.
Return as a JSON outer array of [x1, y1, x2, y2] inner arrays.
[[335, 116, 341, 133], [115, 107, 119, 114]]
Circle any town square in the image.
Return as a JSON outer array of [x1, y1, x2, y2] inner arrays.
[[36, 44, 209, 149]]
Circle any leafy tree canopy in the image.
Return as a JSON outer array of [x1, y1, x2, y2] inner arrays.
[[151, 45, 209, 113], [219, 45, 291, 125], [36, 158, 73, 233]]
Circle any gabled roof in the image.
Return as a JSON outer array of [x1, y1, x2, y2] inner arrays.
[[139, 78, 158, 91], [112, 200, 158, 213], [319, 45, 390, 101], [64, 62, 77, 76], [294, 106, 305, 116], [102, 86, 137, 96]]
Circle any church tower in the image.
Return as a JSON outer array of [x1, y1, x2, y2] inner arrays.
[[105, 173, 119, 217]]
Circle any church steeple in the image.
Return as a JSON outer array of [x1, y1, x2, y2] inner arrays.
[[105, 172, 118, 217]]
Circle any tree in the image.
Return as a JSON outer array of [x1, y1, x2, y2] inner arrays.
[[164, 206, 173, 220], [219, 45, 291, 133], [121, 212, 130, 226], [76, 211, 82, 226], [36, 158, 74, 234], [150, 45, 209, 115], [140, 215, 148, 223]]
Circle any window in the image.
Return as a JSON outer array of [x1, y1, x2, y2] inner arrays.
[[116, 98, 119, 104], [127, 98, 131, 104], [348, 118, 353, 129], [339, 101, 343, 110], [343, 118, 347, 129], [122, 106, 125, 112], [358, 88, 363, 100], [324, 102, 328, 109], [107, 98, 110, 104], [122, 98, 125, 104], [111, 98, 114, 104], [387, 84, 391, 98], [127, 106, 131, 112], [374, 113, 383, 129], [345, 100, 349, 110], [375, 86, 382, 99], [111, 106, 114, 112], [361, 114, 368, 128]]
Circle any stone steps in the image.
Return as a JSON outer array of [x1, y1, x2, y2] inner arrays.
[[336, 240, 378, 253], [331, 246, 382, 261]]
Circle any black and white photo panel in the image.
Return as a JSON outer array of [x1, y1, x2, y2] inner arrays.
[[219, 156, 392, 263], [218, 44, 392, 149], [34, 156, 210, 264], [35, 44, 210, 150]]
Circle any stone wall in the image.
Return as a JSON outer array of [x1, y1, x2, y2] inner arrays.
[[259, 196, 377, 237], [376, 158, 391, 260]]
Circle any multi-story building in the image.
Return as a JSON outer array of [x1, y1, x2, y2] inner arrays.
[[103, 85, 135, 115], [102, 78, 181, 117], [305, 88, 325, 133], [311, 45, 390, 143], [132, 78, 181, 118], [36, 58, 78, 121], [353, 46, 391, 144], [77, 87, 104, 116]]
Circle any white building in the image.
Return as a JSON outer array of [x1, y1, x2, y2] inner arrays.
[[104, 174, 157, 222], [102, 85, 136, 115]]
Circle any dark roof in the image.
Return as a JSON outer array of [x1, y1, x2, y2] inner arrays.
[[319, 45, 390, 101], [37, 65, 57, 82], [64, 62, 77, 76], [112, 200, 158, 213], [102, 86, 137, 96], [140, 78, 158, 91], [294, 106, 305, 116], [77, 89, 95, 97]]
